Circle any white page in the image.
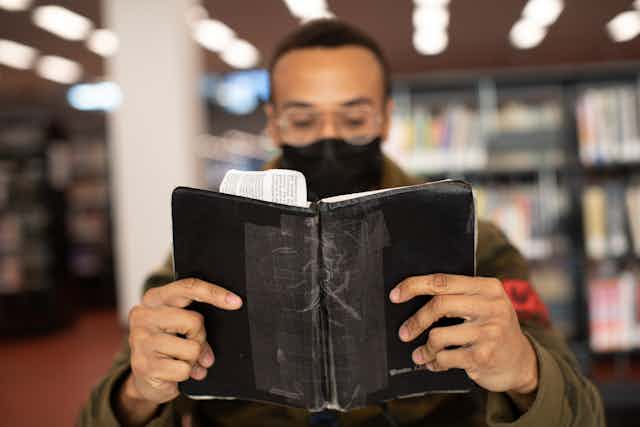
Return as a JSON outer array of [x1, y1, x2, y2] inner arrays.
[[219, 169, 310, 207]]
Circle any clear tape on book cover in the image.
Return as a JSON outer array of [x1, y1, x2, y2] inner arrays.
[[244, 210, 390, 411]]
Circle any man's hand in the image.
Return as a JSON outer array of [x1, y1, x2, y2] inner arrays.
[[389, 274, 538, 397], [116, 278, 243, 426]]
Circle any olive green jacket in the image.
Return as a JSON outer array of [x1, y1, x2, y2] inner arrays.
[[79, 156, 605, 427]]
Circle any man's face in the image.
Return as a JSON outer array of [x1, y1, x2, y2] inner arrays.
[[266, 46, 392, 146]]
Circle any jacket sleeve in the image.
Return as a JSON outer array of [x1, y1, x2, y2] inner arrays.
[[476, 220, 605, 427], [77, 259, 189, 427]]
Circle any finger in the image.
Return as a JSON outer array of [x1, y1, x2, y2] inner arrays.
[[143, 278, 243, 310], [197, 342, 215, 368], [390, 274, 498, 303], [421, 323, 479, 362], [149, 358, 193, 383], [142, 306, 207, 342], [151, 334, 203, 365], [190, 364, 208, 381], [399, 295, 486, 342], [418, 346, 473, 372]]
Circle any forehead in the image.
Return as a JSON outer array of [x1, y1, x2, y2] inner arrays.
[[271, 46, 385, 107]]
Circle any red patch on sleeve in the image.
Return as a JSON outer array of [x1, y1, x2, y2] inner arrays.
[[501, 279, 551, 328]]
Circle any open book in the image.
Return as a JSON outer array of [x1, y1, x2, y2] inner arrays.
[[171, 169, 477, 411]]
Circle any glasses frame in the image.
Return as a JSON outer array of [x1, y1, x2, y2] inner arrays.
[[274, 105, 384, 146]]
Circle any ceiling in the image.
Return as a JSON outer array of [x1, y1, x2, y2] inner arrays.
[[1, 0, 640, 103]]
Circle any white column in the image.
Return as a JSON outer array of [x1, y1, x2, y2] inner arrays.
[[104, 0, 204, 324]]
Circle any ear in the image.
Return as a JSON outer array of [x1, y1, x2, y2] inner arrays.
[[264, 102, 282, 147], [380, 97, 394, 142]]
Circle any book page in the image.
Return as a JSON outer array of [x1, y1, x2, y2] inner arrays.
[[220, 169, 310, 207]]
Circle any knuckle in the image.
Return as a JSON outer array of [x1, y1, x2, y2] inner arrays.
[[473, 346, 493, 366], [409, 314, 422, 333], [435, 350, 448, 367], [131, 354, 148, 375], [177, 362, 192, 381], [185, 340, 202, 361], [430, 296, 445, 316], [128, 305, 144, 326], [142, 287, 159, 305], [431, 274, 448, 291], [428, 328, 444, 350], [183, 278, 198, 290], [186, 310, 204, 333], [484, 324, 501, 340], [207, 284, 223, 302]]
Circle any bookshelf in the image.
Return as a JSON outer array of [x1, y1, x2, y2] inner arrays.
[[381, 67, 640, 409], [0, 111, 67, 335], [0, 110, 115, 335]]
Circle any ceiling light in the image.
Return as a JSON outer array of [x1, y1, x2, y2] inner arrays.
[[220, 38, 260, 69], [607, 10, 640, 42], [300, 10, 335, 23], [283, 0, 330, 20], [413, 0, 450, 6], [413, 5, 449, 29], [0, 0, 32, 11], [87, 29, 118, 57], [32, 5, 93, 41], [522, 0, 564, 27], [509, 18, 547, 49], [36, 55, 82, 84], [68, 81, 122, 111], [193, 19, 235, 53], [413, 28, 448, 55], [0, 39, 38, 69]]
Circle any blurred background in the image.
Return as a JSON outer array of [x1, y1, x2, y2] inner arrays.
[[1, 0, 640, 425]]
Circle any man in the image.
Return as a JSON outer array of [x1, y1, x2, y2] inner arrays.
[[80, 20, 604, 426]]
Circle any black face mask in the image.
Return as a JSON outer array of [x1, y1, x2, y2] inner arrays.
[[279, 137, 383, 201]]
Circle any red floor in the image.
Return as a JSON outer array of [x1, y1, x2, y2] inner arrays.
[[0, 309, 124, 427]]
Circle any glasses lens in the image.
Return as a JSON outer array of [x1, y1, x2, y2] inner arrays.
[[277, 106, 381, 145], [336, 107, 379, 145]]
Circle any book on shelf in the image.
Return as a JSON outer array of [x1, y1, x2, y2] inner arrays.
[[627, 182, 640, 258], [583, 182, 633, 260], [589, 270, 640, 352], [171, 169, 477, 411], [385, 102, 486, 174], [576, 85, 640, 165], [474, 183, 567, 260], [386, 95, 565, 175]]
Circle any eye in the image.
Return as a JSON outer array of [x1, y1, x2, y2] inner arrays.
[[344, 117, 366, 127], [290, 118, 316, 129], [340, 113, 368, 128]]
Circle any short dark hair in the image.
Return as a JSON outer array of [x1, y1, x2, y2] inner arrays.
[[268, 19, 391, 102]]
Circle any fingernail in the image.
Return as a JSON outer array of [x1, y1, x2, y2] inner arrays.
[[225, 293, 242, 307], [399, 324, 409, 341], [202, 350, 214, 367], [413, 348, 425, 364], [389, 288, 400, 302]]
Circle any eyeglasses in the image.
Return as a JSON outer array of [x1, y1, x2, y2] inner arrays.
[[275, 105, 382, 146]]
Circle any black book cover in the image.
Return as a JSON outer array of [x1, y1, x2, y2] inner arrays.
[[171, 179, 476, 411]]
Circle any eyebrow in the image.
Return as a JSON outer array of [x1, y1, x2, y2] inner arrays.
[[280, 97, 374, 110]]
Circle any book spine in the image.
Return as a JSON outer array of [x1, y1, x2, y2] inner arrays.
[[317, 212, 336, 410]]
